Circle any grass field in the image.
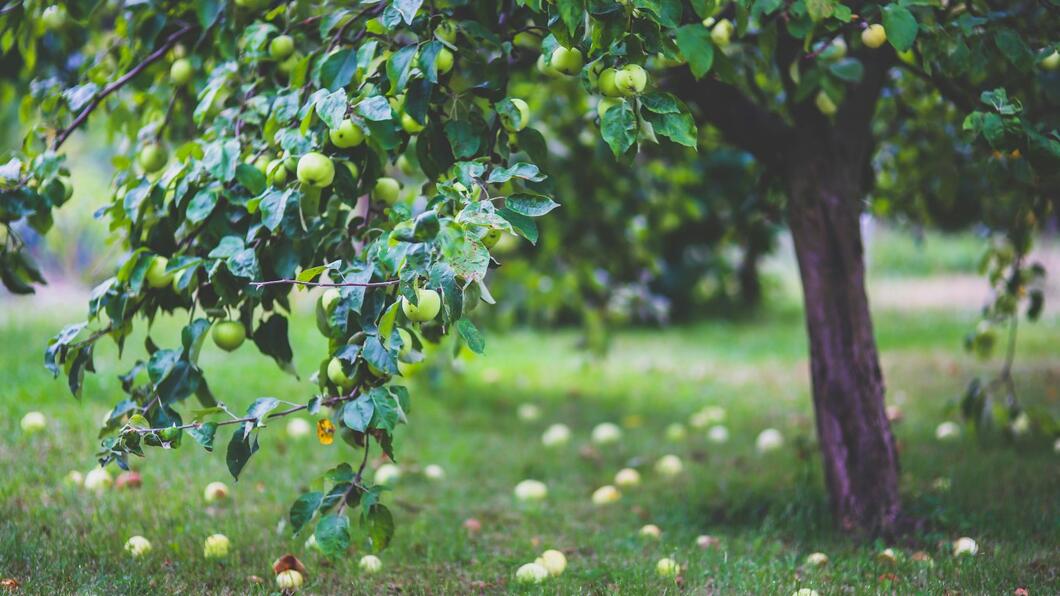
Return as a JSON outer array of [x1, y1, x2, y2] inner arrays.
[[1, 294, 1058, 594]]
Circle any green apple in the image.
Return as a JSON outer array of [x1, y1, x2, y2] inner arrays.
[[396, 328, 414, 356], [266, 159, 287, 185], [435, 20, 458, 44], [711, 19, 734, 48], [211, 320, 246, 351], [537, 54, 561, 77], [297, 152, 335, 188], [20, 411, 46, 434], [815, 91, 837, 115], [275, 570, 304, 591], [139, 143, 168, 173], [597, 68, 622, 97], [253, 154, 271, 174], [124, 536, 152, 558], [401, 112, 426, 134], [203, 534, 230, 559], [1042, 50, 1060, 71], [500, 98, 530, 132], [597, 97, 622, 120], [619, 64, 644, 93], [58, 176, 73, 200], [277, 52, 302, 76], [170, 59, 193, 85], [269, 35, 295, 61], [861, 24, 887, 49], [435, 47, 455, 75], [482, 228, 502, 248], [373, 177, 401, 204], [316, 288, 340, 334], [397, 154, 416, 176], [42, 5, 67, 30], [146, 256, 174, 289], [550, 46, 584, 76], [327, 357, 354, 388], [329, 119, 364, 148], [402, 288, 442, 322]]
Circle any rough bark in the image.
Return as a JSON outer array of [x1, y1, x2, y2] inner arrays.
[[785, 153, 901, 535]]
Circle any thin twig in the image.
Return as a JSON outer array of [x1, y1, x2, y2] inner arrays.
[[250, 278, 400, 289], [129, 391, 356, 435], [53, 25, 194, 150]]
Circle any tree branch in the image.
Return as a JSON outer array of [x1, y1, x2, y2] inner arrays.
[[52, 25, 194, 150], [663, 69, 793, 170], [129, 391, 356, 435], [250, 278, 400, 289]]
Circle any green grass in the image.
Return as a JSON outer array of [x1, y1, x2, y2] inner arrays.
[[866, 226, 987, 278], [1, 301, 1058, 594]]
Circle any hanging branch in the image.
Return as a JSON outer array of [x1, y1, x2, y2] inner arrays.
[[250, 278, 400, 289], [52, 24, 194, 150]]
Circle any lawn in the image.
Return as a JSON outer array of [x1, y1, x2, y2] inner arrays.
[[1, 297, 1057, 594]]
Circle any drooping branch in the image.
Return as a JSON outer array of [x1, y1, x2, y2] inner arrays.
[[129, 390, 358, 435], [663, 69, 793, 170], [52, 24, 194, 150], [250, 278, 400, 289]]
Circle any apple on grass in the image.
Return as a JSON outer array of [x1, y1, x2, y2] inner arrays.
[[516, 403, 541, 422], [296, 152, 335, 188], [374, 463, 401, 485], [665, 422, 686, 441], [935, 421, 961, 441], [401, 288, 441, 322], [359, 555, 382, 573], [639, 524, 662, 540], [423, 464, 445, 480], [84, 467, 112, 492], [591, 484, 621, 506], [203, 534, 231, 559], [614, 467, 640, 488], [275, 569, 304, 590], [124, 536, 152, 558], [656, 557, 679, 578], [953, 537, 978, 557], [211, 320, 246, 352], [707, 425, 730, 444], [535, 549, 566, 576], [541, 423, 571, 447], [286, 417, 312, 439], [793, 590, 820, 596], [514, 479, 548, 501], [805, 552, 829, 567], [515, 562, 549, 584], [655, 454, 683, 476], [755, 428, 784, 453], [204, 481, 230, 503], [591, 422, 622, 445], [20, 411, 46, 434]]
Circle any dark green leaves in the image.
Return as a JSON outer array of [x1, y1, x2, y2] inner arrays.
[[505, 194, 560, 217], [601, 101, 637, 157], [675, 25, 715, 79], [314, 513, 351, 558], [641, 93, 698, 149], [226, 426, 259, 480], [342, 396, 374, 432], [290, 491, 324, 533], [187, 422, 217, 451], [235, 164, 266, 196], [456, 319, 485, 354], [319, 49, 359, 90], [828, 58, 864, 83], [487, 163, 545, 184], [363, 504, 394, 552], [882, 5, 918, 52], [993, 29, 1034, 71]]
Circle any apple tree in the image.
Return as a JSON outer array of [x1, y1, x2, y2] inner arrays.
[[2, 0, 1058, 542]]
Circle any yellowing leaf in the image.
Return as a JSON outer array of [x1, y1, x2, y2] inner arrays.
[[317, 418, 335, 445]]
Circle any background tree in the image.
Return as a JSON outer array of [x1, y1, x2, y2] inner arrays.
[[1, 0, 1057, 544]]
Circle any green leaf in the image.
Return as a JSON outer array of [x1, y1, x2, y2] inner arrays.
[[634, 0, 682, 28], [187, 422, 217, 451], [601, 101, 637, 157], [342, 396, 375, 432], [225, 427, 259, 480], [675, 25, 715, 79], [363, 504, 395, 552], [316, 89, 349, 129], [456, 319, 485, 354], [245, 397, 280, 431], [186, 188, 220, 224], [314, 513, 351, 558], [387, 45, 418, 94], [828, 58, 864, 83], [805, 0, 836, 22], [642, 110, 698, 148], [487, 162, 545, 184], [505, 193, 560, 217], [498, 208, 538, 244], [993, 29, 1033, 71], [318, 49, 358, 90], [882, 5, 918, 52], [393, 0, 423, 25], [362, 335, 398, 375], [557, 0, 585, 36], [290, 491, 323, 533], [252, 315, 296, 375], [356, 96, 393, 121], [235, 163, 266, 196]]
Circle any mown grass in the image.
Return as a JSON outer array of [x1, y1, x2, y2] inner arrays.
[[0, 298, 1057, 594]]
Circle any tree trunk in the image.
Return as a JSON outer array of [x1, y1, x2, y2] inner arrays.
[[737, 239, 762, 307], [786, 157, 901, 536]]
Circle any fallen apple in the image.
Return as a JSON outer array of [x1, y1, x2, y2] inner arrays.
[[656, 557, 679, 578], [203, 481, 230, 503], [275, 569, 304, 590], [20, 411, 46, 434], [286, 418, 312, 439], [517, 403, 541, 422], [359, 554, 383, 573], [124, 536, 152, 558], [591, 484, 621, 506], [655, 454, 683, 477], [423, 464, 445, 480], [541, 423, 571, 447], [374, 463, 401, 485], [935, 421, 961, 441], [203, 534, 231, 559], [535, 549, 566, 576], [639, 524, 662, 540], [514, 479, 548, 501], [614, 467, 641, 488], [515, 562, 549, 584], [805, 552, 829, 567], [84, 467, 112, 492], [707, 425, 730, 444], [665, 423, 687, 442], [591, 422, 622, 445], [953, 537, 978, 557], [755, 428, 784, 453]]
